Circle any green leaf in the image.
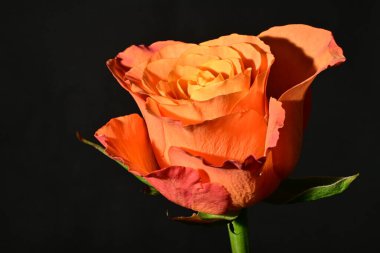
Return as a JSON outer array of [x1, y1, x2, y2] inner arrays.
[[265, 173, 359, 204], [76, 132, 159, 196], [171, 211, 239, 224], [198, 212, 239, 221]]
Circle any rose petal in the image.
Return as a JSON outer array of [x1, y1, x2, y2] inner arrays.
[[230, 42, 262, 72], [259, 24, 346, 99], [117, 45, 152, 69], [183, 45, 242, 59], [145, 166, 230, 214], [168, 147, 281, 210], [187, 68, 251, 101], [259, 24, 345, 178], [116, 40, 178, 69], [146, 109, 268, 167], [149, 40, 183, 53], [201, 33, 271, 55], [145, 90, 248, 125], [150, 42, 196, 61], [264, 98, 285, 154], [95, 114, 159, 176], [144, 58, 178, 83]]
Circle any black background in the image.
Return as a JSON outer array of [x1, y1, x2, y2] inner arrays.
[[2, 0, 379, 252]]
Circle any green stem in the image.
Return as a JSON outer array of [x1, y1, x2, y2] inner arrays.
[[228, 209, 250, 253]]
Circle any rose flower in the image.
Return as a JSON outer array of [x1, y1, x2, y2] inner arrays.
[[95, 24, 345, 214]]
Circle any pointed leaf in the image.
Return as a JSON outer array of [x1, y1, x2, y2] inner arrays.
[[76, 132, 159, 196], [265, 173, 359, 204]]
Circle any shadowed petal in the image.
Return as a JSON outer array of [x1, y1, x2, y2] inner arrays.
[[259, 24, 345, 178], [95, 114, 159, 176], [259, 24, 345, 99]]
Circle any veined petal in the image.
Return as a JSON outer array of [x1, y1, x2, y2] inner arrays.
[[145, 166, 230, 214], [167, 147, 281, 210]]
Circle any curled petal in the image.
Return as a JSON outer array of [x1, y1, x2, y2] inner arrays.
[[188, 69, 251, 101], [145, 166, 230, 214], [117, 40, 179, 69], [259, 24, 345, 99], [259, 24, 345, 178], [117, 45, 152, 69], [95, 114, 159, 176]]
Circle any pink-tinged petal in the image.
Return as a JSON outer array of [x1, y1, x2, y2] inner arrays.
[[259, 24, 345, 178], [145, 166, 230, 214], [95, 114, 159, 176], [107, 58, 159, 96], [117, 45, 152, 68], [109, 40, 184, 94], [264, 98, 285, 154], [168, 147, 281, 210]]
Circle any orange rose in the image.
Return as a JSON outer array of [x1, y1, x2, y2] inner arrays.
[[95, 24, 345, 214]]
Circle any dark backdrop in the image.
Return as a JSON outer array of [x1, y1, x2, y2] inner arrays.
[[2, 0, 379, 252]]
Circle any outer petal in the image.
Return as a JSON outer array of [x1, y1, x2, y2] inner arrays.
[[201, 33, 272, 56], [158, 109, 268, 167], [109, 40, 185, 94], [95, 114, 159, 176], [259, 24, 345, 178], [150, 42, 195, 61], [117, 40, 179, 69], [104, 61, 170, 169], [259, 24, 345, 99], [145, 166, 230, 214], [168, 147, 281, 210]]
